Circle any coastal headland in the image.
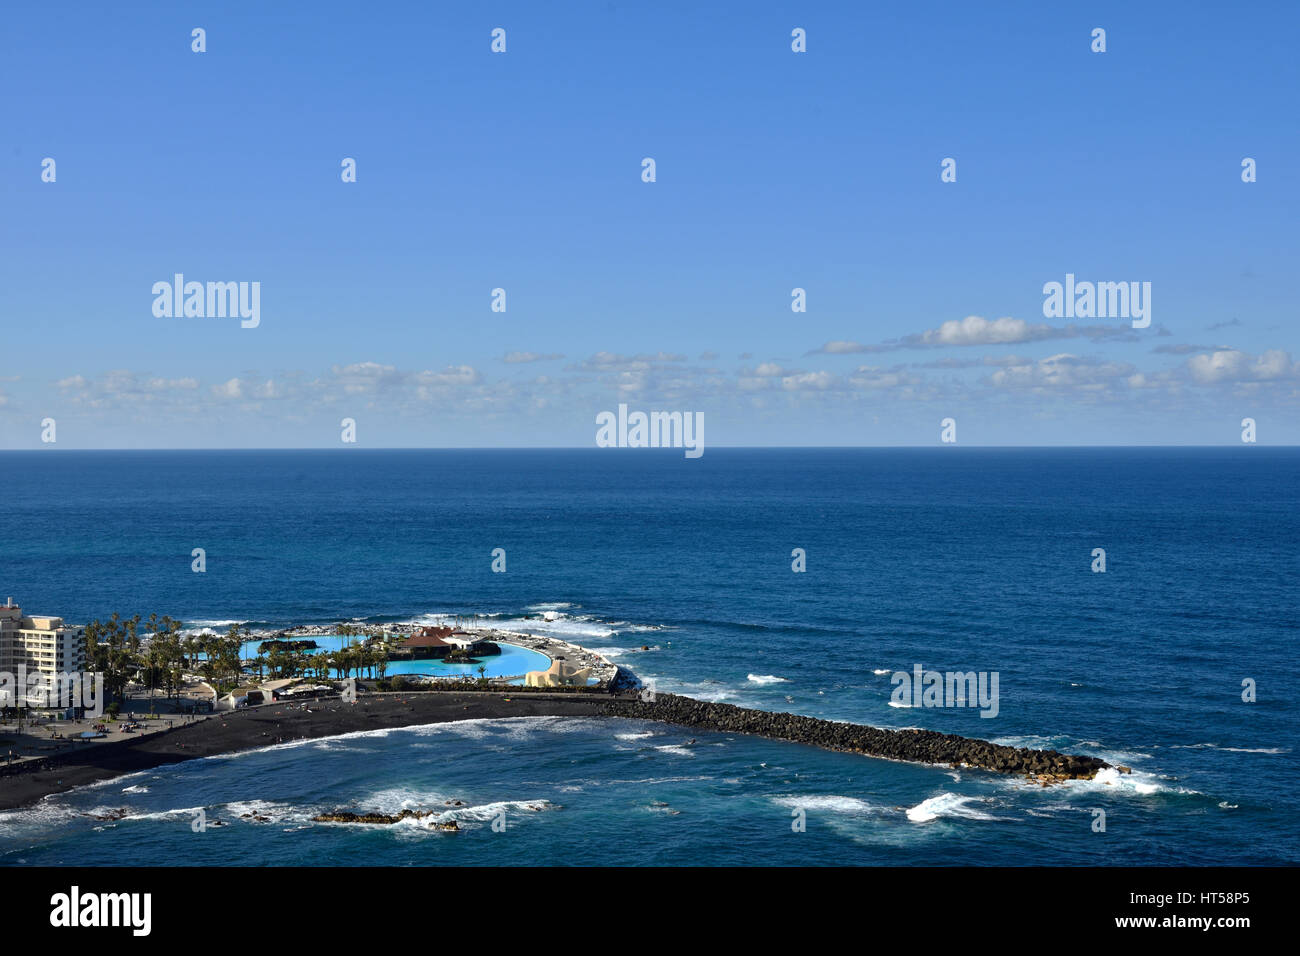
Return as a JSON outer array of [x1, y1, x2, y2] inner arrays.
[[0, 688, 1110, 811]]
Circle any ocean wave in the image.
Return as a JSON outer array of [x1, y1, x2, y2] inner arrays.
[[993, 735, 1152, 765], [747, 674, 789, 685], [0, 797, 85, 830], [414, 798, 553, 828], [906, 793, 999, 823], [1170, 743, 1288, 754], [401, 715, 610, 744], [119, 806, 207, 822], [360, 788, 453, 815], [771, 795, 890, 815], [651, 679, 734, 703], [653, 744, 696, 757], [1055, 767, 1200, 798], [76, 769, 154, 791]]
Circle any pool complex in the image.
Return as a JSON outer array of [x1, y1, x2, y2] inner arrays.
[[237, 636, 552, 683]]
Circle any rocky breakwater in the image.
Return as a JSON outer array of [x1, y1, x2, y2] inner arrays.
[[605, 693, 1110, 782]]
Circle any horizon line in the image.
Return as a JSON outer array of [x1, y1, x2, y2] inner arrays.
[[0, 445, 1293, 452]]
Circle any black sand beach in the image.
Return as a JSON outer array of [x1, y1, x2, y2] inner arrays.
[[0, 692, 608, 811]]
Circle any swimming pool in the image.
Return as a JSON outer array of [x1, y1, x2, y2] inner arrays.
[[384, 642, 551, 681]]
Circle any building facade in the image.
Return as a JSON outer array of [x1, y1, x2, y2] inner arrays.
[[0, 597, 87, 691]]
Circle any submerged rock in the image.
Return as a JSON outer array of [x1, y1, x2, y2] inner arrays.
[[312, 809, 430, 825], [311, 808, 460, 830], [89, 807, 131, 822]]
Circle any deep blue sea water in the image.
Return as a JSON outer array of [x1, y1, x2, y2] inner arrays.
[[0, 448, 1296, 865]]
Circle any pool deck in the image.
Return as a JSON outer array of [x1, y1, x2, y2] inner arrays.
[[472, 628, 619, 686]]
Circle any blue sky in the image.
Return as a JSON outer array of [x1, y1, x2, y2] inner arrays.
[[1, 1, 1296, 447]]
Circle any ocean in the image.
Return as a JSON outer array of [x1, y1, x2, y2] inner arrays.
[[1, 448, 1296, 865]]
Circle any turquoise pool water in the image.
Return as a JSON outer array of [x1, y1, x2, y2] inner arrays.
[[384, 643, 551, 681], [235, 636, 551, 683]]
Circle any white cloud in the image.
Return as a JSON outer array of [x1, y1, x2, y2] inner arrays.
[[810, 316, 1139, 355], [921, 316, 1044, 347], [419, 365, 481, 386], [213, 378, 243, 399], [781, 370, 836, 391], [816, 340, 870, 354], [330, 362, 404, 393], [503, 351, 564, 364], [990, 353, 1135, 389], [849, 366, 920, 389], [1187, 349, 1295, 384]]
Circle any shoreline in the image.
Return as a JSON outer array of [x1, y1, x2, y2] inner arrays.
[[0, 691, 610, 812], [0, 688, 1110, 812]]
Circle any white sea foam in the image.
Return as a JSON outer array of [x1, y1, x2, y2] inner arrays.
[[993, 734, 1152, 766], [906, 793, 998, 823], [771, 795, 889, 815], [180, 620, 246, 635], [653, 744, 696, 757], [1054, 766, 1199, 798], [747, 674, 788, 685], [120, 806, 207, 822], [76, 769, 154, 792], [417, 798, 553, 828], [1171, 743, 1288, 754], [405, 607, 670, 644], [991, 734, 1068, 750], [222, 799, 299, 824], [657, 679, 733, 703], [615, 732, 655, 741], [0, 798, 84, 830], [872, 669, 891, 675], [363, 788, 452, 815]]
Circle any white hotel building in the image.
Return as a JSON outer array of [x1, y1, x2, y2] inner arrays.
[[0, 597, 86, 687]]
